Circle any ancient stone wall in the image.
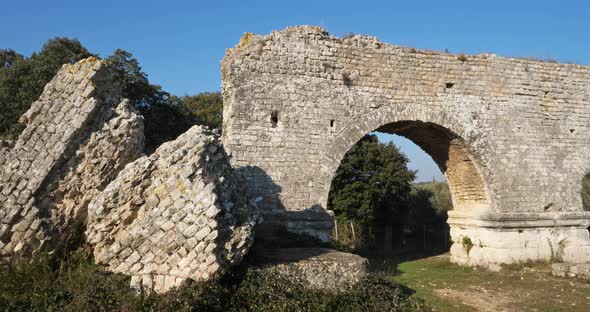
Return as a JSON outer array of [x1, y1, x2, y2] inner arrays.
[[86, 126, 258, 293], [221, 26, 590, 267], [0, 58, 144, 256]]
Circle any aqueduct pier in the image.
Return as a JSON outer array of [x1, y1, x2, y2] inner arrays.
[[222, 26, 590, 268]]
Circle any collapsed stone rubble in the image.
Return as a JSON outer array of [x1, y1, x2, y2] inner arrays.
[[0, 57, 144, 256], [86, 126, 259, 293]]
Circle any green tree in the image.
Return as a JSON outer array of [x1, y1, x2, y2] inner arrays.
[[328, 134, 416, 239], [180, 92, 223, 129], [0, 49, 23, 69], [406, 181, 452, 251], [0, 38, 92, 138], [105, 49, 192, 152], [428, 181, 452, 213], [106, 49, 169, 108]]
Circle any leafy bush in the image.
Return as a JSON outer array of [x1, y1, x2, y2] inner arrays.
[[0, 249, 429, 311]]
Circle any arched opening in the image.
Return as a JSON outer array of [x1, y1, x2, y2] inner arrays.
[[376, 121, 490, 212], [327, 120, 491, 258]]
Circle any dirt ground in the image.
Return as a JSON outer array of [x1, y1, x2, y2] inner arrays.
[[377, 254, 590, 312]]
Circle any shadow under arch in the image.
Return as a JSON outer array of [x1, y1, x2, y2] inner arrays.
[[320, 106, 495, 215]]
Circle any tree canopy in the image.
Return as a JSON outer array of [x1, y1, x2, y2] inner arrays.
[[180, 92, 223, 129], [328, 134, 416, 228]]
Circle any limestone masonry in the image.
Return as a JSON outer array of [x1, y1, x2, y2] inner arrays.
[[221, 26, 590, 269], [0, 58, 144, 256], [86, 126, 258, 293]]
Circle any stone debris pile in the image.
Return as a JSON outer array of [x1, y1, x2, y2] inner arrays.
[[254, 248, 368, 292], [86, 126, 259, 293]]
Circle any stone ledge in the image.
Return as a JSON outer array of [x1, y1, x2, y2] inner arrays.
[[448, 211, 590, 229]]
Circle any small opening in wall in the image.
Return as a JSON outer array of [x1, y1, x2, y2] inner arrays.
[[342, 72, 352, 87], [570, 129, 575, 133], [270, 111, 278, 128], [445, 82, 455, 89], [330, 119, 335, 127], [517, 229, 523, 233]]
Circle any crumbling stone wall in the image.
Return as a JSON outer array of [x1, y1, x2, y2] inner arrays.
[[0, 58, 144, 256], [221, 26, 590, 267], [86, 126, 258, 293]]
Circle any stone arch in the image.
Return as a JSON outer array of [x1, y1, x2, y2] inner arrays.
[[319, 105, 495, 215]]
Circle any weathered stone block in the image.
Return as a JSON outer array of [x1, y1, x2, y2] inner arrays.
[[86, 126, 259, 293], [254, 248, 368, 292]]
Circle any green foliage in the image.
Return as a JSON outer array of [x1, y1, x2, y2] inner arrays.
[[229, 270, 425, 312], [139, 102, 192, 154], [0, 38, 92, 139], [408, 181, 451, 225], [328, 134, 416, 237], [461, 236, 473, 254], [0, 250, 428, 311], [106, 49, 170, 108], [0, 249, 134, 311], [0, 49, 23, 69], [105, 49, 194, 153], [180, 92, 223, 129], [422, 181, 452, 214]]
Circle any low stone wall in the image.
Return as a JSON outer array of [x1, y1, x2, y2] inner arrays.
[[0, 58, 144, 256], [86, 126, 259, 293]]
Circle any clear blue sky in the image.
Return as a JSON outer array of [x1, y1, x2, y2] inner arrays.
[[2, 0, 588, 181]]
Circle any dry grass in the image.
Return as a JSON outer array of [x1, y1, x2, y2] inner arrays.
[[387, 254, 590, 311]]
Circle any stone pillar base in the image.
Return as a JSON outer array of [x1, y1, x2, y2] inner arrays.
[[448, 211, 590, 270]]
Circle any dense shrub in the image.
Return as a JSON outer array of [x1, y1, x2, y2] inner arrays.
[[0, 249, 429, 311]]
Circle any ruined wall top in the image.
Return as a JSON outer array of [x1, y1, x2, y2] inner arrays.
[[221, 26, 590, 225]]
